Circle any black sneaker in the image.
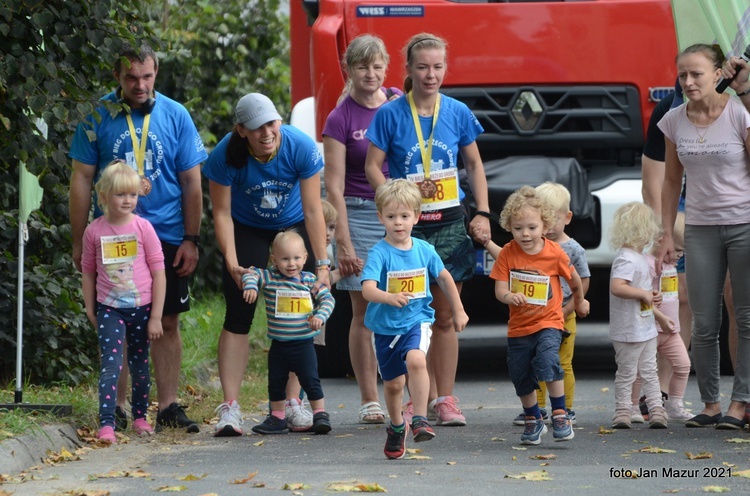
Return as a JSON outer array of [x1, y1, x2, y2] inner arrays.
[[114, 406, 128, 432], [156, 402, 199, 433], [312, 411, 332, 434], [384, 424, 409, 459], [411, 418, 435, 442], [252, 414, 289, 434]]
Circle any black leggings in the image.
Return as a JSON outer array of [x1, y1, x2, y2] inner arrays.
[[268, 339, 323, 402], [221, 219, 314, 334]]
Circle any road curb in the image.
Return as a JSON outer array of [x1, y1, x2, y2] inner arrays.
[[0, 423, 81, 475]]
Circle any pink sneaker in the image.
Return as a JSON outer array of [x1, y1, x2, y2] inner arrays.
[[402, 400, 414, 424], [98, 426, 117, 444], [133, 418, 155, 436], [434, 396, 466, 426]]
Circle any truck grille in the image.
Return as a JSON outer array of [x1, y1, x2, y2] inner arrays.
[[442, 86, 643, 155]]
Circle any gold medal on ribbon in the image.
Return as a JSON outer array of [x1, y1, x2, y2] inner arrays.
[[126, 112, 152, 195], [408, 92, 441, 202], [139, 176, 152, 196], [420, 178, 438, 199]]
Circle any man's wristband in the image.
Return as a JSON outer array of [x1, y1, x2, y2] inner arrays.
[[315, 258, 331, 268], [475, 210, 492, 219], [183, 234, 200, 247], [737, 86, 750, 97]]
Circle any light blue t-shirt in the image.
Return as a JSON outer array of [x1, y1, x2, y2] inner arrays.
[[202, 126, 324, 229], [365, 93, 483, 204], [362, 237, 445, 336], [69, 91, 207, 245]]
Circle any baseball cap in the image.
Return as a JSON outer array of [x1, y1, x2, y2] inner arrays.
[[234, 93, 282, 130]]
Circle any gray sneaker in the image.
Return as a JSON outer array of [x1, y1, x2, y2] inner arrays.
[[551, 409, 574, 441]]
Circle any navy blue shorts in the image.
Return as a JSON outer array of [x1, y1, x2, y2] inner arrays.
[[374, 322, 432, 381], [507, 328, 564, 397]]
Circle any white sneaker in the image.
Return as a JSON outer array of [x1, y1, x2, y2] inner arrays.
[[665, 398, 692, 421], [286, 398, 313, 432], [630, 404, 645, 423], [427, 399, 438, 422], [214, 400, 243, 437]]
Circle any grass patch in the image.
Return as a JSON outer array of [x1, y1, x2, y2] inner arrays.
[[0, 292, 270, 441]]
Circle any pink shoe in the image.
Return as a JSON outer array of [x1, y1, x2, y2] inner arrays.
[[434, 396, 466, 426], [133, 418, 155, 436], [98, 426, 117, 444], [402, 400, 414, 424]]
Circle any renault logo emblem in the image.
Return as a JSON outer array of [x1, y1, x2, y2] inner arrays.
[[512, 91, 542, 131]]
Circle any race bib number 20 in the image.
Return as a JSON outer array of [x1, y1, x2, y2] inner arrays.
[[386, 268, 427, 299]]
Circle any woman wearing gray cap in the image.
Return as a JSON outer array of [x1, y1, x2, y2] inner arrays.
[[203, 93, 331, 437]]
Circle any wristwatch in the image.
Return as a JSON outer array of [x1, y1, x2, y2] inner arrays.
[[315, 258, 331, 268], [183, 235, 200, 247]]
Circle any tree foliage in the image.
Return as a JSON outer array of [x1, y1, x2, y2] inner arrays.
[[0, 0, 290, 385]]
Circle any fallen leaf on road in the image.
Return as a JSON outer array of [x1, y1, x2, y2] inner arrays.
[[253, 440, 264, 447], [44, 446, 79, 464], [491, 437, 506, 442], [504, 470, 551, 481], [326, 481, 387, 492], [600, 387, 610, 392], [733, 469, 750, 478], [512, 456, 517, 461], [91, 470, 151, 479], [198, 494, 219, 496], [229, 471, 258, 484], [512, 446, 527, 451], [639, 446, 676, 454], [447, 461, 457, 465], [177, 473, 208, 481], [598, 426, 613, 434], [406, 448, 422, 454], [685, 452, 712, 460], [406, 455, 431, 460], [725, 437, 750, 443], [702, 486, 730, 493], [530, 454, 557, 460], [338, 404, 345, 409], [156, 486, 188, 492], [335, 434, 353, 438], [283, 483, 311, 490]]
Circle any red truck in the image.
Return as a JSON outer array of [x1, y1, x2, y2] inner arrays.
[[289, 0, 678, 375]]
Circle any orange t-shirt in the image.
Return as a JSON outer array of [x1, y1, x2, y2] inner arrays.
[[489, 239, 572, 338]]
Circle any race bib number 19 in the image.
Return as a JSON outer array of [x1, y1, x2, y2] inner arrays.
[[386, 268, 427, 299], [509, 271, 550, 306]]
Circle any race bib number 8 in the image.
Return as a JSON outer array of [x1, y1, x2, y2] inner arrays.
[[101, 233, 138, 265], [509, 270, 550, 306], [387, 268, 427, 299], [406, 169, 460, 211], [275, 290, 313, 318]]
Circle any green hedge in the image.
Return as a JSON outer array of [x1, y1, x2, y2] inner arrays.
[[0, 0, 289, 385]]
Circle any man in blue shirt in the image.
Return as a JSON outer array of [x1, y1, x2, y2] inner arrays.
[[69, 42, 207, 433]]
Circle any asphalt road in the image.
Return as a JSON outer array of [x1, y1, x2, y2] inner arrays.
[[3, 324, 750, 495]]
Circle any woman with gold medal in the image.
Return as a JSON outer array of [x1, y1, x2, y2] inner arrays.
[[365, 33, 491, 428]]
